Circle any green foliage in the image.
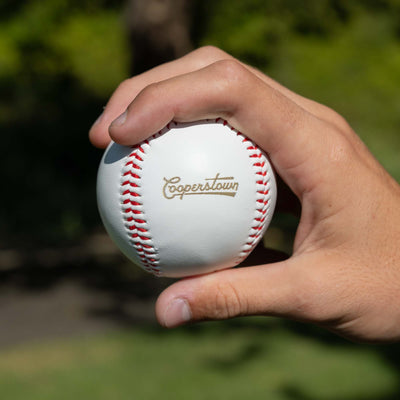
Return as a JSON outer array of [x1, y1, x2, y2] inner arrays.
[[0, 0, 129, 101], [198, 0, 400, 180], [196, 1, 289, 67], [0, 34, 20, 77], [0, 0, 399, 243], [0, 0, 129, 244], [270, 12, 400, 177], [50, 12, 129, 96]]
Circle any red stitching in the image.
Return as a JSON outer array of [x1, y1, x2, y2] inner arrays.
[[120, 118, 271, 276], [125, 161, 141, 170], [125, 201, 141, 207], [123, 171, 140, 179], [132, 154, 143, 161], [121, 144, 161, 275], [131, 233, 150, 241], [219, 117, 271, 267], [256, 209, 267, 215], [122, 181, 139, 188]]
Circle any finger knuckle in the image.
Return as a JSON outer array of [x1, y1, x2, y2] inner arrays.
[[212, 281, 245, 319], [194, 45, 229, 62], [116, 78, 133, 92], [207, 59, 250, 99], [137, 81, 163, 103], [321, 105, 352, 133], [212, 58, 246, 81]]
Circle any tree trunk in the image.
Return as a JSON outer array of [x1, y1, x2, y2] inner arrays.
[[125, 0, 194, 75]]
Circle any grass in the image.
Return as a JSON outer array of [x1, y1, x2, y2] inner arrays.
[[268, 12, 400, 182], [0, 319, 398, 400]]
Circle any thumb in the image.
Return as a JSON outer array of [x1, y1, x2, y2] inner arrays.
[[156, 259, 306, 328]]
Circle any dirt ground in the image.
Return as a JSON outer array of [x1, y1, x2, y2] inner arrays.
[[0, 233, 170, 348]]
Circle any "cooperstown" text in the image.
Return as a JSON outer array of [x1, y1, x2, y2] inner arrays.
[[162, 173, 239, 200]]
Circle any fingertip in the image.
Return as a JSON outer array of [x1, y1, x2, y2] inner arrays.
[[158, 298, 192, 328], [89, 130, 111, 149], [89, 114, 112, 149], [108, 125, 128, 146], [108, 110, 132, 145], [155, 277, 199, 328], [110, 110, 127, 128], [108, 108, 169, 146]]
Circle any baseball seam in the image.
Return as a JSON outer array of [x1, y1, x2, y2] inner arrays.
[[120, 119, 272, 276], [215, 118, 272, 265], [120, 135, 162, 276]]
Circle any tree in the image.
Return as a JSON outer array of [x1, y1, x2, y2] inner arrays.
[[125, 0, 193, 75]]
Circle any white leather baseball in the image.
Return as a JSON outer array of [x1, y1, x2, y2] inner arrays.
[[97, 119, 277, 278]]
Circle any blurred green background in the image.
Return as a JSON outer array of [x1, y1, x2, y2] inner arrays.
[[0, 0, 399, 399]]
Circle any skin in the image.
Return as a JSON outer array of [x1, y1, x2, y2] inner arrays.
[[89, 46, 400, 343]]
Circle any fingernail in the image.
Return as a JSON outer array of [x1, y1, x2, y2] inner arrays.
[[163, 298, 192, 328], [111, 110, 127, 127]]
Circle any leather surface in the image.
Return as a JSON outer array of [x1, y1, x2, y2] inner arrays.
[[97, 120, 277, 277]]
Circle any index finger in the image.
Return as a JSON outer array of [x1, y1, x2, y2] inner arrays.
[[89, 46, 346, 148], [108, 59, 334, 199], [89, 47, 227, 148]]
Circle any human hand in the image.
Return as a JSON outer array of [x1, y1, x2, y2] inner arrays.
[[89, 46, 400, 343]]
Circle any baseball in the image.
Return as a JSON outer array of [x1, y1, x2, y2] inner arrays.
[[97, 119, 277, 278]]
